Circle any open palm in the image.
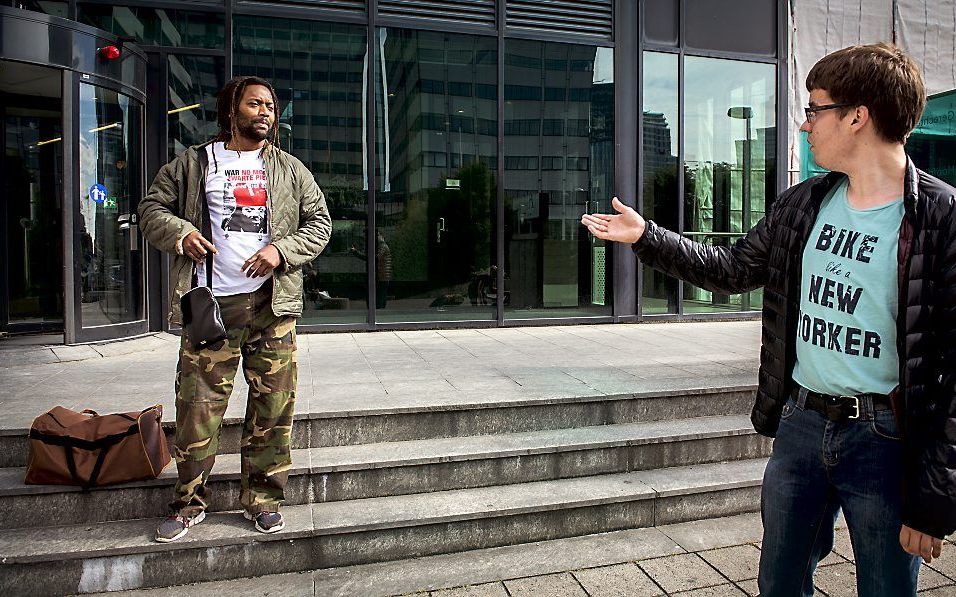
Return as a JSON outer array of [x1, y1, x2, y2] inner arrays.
[[580, 197, 646, 244]]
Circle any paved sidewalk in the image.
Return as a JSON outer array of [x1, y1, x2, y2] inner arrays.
[[0, 321, 760, 431], [92, 512, 956, 596]]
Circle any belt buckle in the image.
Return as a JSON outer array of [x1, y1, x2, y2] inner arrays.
[[842, 395, 860, 420]]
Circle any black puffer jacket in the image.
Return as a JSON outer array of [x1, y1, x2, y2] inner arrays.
[[633, 158, 956, 539]]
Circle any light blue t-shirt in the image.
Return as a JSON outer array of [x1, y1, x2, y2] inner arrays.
[[792, 179, 904, 396]]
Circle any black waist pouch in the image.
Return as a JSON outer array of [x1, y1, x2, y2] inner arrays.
[[180, 283, 226, 350]]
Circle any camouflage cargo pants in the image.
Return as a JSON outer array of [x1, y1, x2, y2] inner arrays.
[[170, 281, 296, 516]]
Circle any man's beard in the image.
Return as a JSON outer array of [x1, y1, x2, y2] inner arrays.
[[236, 116, 272, 142]]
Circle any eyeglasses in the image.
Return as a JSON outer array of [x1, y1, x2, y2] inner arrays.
[[804, 103, 851, 123]]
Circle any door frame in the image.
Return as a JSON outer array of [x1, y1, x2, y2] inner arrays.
[[63, 71, 150, 344]]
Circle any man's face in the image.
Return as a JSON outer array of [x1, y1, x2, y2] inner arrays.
[[240, 206, 265, 222], [234, 84, 275, 143], [800, 89, 854, 170]]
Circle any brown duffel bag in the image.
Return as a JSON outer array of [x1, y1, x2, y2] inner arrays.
[[25, 405, 171, 488]]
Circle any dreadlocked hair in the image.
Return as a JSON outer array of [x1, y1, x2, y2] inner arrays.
[[214, 75, 281, 154]]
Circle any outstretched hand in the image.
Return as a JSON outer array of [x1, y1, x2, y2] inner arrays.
[[580, 197, 647, 244]]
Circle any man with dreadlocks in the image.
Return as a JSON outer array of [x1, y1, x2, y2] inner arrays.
[[139, 76, 331, 542]]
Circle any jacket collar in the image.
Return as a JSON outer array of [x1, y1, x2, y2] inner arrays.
[[902, 155, 920, 220]]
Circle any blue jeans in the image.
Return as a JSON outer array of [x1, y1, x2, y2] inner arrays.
[[758, 387, 920, 597]]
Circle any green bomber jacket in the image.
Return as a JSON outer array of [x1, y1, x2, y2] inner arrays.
[[137, 140, 332, 325]]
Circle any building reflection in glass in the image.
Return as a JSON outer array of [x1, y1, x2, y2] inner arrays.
[[167, 55, 224, 160], [375, 29, 497, 322], [235, 17, 369, 323], [682, 56, 775, 313], [503, 40, 614, 319], [641, 51, 680, 314]]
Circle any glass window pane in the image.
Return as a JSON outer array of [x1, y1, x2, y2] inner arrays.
[[504, 40, 613, 319], [78, 84, 144, 326], [78, 5, 225, 49], [4, 0, 68, 18], [685, 0, 776, 56], [374, 29, 497, 323], [1, 60, 63, 331], [235, 17, 368, 324], [167, 55, 225, 160], [643, 0, 678, 46], [641, 51, 679, 315], [682, 56, 775, 313]]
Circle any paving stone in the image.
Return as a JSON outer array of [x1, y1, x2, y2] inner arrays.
[[671, 584, 747, 596], [50, 345, 101, 362], [660, 513, 763, 551], [819, 549, 848, 567], [698, 545, 761, 581], [813, 562, 857, 597], [926, 545, 956, 580], [638, 553, 726, 594], [572, 562, 663, 596], [503, 573, 587, 596], [736, 579, 759, 596], [918, 565, 953, 592], [919, 585, 956, 596], [831, 526, 854, 562], [429, 582, 508, 597]]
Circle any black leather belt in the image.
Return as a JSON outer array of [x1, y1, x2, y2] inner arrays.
[[795, 387, 893, 422]]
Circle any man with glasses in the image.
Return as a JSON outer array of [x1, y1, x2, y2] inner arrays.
[[583, 43, 955, 596]]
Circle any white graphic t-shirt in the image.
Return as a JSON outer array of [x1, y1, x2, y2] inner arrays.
[[197, 142, 272, 296]]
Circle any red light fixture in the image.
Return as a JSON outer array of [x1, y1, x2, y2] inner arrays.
[[98, 45, 121, 61]]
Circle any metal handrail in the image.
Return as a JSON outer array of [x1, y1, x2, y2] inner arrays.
[[681, 231, 746, 237]]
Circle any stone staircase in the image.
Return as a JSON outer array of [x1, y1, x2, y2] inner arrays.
[[0, 384, 770, 595]]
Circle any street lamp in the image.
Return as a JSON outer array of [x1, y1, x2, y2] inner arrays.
[[727, 106, 753, 230], [728, 106, 753, 311]]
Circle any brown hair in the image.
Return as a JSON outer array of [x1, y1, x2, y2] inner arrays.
[[806, 43, 926, 144], [215, 75, 281, 149]]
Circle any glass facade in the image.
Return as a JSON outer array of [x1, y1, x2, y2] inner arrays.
[[682, 57, 775, 314], [78, 5, 225, 48], [641, 51, 679, 314], [375, 29, 497, 322], [167, 55, 225, 159], [234, 17, 369, 324], [1, 60, 63, 330], [1, 0, 786, 337], [503, 40, 614, 319]]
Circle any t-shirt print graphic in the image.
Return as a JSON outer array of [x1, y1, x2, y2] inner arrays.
[[221, 172, 268, 239]]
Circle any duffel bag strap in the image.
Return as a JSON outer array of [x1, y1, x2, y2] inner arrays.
[[62, 445, 83, 488], [87, 444, 113, 489], [30, 424, 140, 489], [61, 443, 112, 490]]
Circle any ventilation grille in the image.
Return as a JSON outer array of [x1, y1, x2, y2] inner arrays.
[[236, 0, 366, 15], [378, 0, 497, 30], [506, 0, 613, 40]]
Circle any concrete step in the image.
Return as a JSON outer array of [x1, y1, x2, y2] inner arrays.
[[0, 384, 757, 467], [0, 415, 771, 528], [84, 513, 771, 597], [0, 458, 769, 596]]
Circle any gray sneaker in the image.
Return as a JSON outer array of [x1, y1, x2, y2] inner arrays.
[[244, 510, 284, 533], [155, 510, 206, 543]]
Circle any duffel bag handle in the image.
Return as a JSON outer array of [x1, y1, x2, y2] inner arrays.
[[81, 409, 99, 417]]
